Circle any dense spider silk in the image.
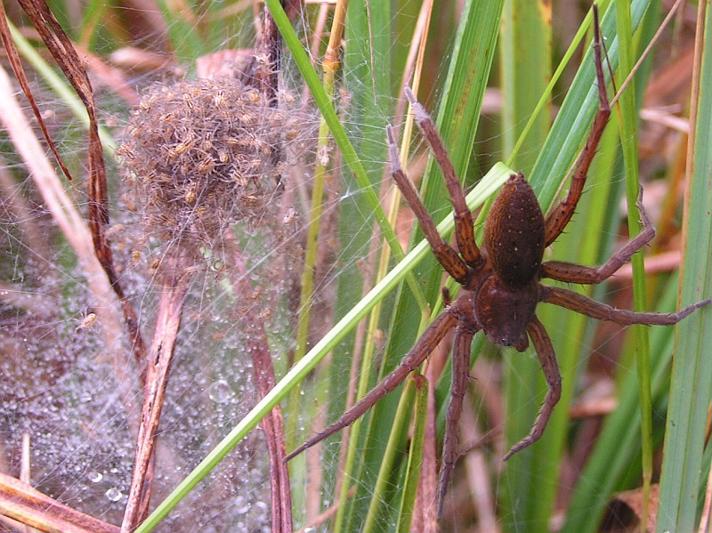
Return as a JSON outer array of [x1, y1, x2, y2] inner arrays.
[[0, 54, 317, 533], [0, 34, 452, 533]]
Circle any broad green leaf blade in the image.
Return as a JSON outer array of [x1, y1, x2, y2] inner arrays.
[[657, 2, 712, 530], [500, 0, 552, 174]]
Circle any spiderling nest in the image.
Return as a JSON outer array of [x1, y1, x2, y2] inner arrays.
[[118, 78, 298, 248]]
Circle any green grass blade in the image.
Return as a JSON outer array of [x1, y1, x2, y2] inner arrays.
[[563, 275, 686, 533], [500, 3, 653, 531], [285, 4, 348, 520], [500, 0, 551, 173], [615, 1, 653, 529], [656, 2, 712, 530], [395, 374, 429, 533], [362, 376, 417, 533], [555, 3, 665, 530], [529, 0, 651, 207], [79, 0, 114, 51], [264, 0, 426, 309], [329, 2, 395, 529], [154, 0, 205, 65]]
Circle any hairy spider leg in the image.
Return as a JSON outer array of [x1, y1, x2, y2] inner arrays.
[[438, 322, 477, 518], [404, 87, 482, 268], [284, 305, 459, 461], [541, 187, 655, 283], [540, 286, 711, 325], [504, 317, 562, 460], [544, 5, 611, 247], [386, 125, 470, 283]]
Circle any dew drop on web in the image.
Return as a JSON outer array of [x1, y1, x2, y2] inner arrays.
[[105, 487, 123, 502], [207, 379, 233, 404]]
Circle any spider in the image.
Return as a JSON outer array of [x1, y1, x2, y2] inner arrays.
[[286, 6, 709, 517]]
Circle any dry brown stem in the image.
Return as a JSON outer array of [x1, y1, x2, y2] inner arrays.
[[0, 473, 119, 533], [121, 272, 189, 532], [229, 237, 293, 533]]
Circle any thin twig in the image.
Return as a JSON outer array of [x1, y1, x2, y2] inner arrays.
[[610, 0, 686, 108], [19, 434, 39, 533]]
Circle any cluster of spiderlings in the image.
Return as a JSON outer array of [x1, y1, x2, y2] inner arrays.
[[119, 78, 293, 247]]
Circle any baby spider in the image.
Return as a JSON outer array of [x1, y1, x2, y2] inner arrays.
[[286, 5, 709, 518]]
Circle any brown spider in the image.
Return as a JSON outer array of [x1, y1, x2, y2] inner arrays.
[[287, 7, 709, 517]]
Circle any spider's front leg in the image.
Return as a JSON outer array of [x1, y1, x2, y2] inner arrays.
[[503, 316, 562, 460], [544, 5, 611, 247], [403, 88, 482, 268], [542, 186, 655, 284], [386, 126, 470, 284]]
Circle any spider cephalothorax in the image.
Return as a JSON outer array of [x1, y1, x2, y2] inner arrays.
[[287, 6, 710, 519]]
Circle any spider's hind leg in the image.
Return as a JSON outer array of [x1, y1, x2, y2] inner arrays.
[[285, 309, 459, 461], [438, 322, 476, 518], [503, 316, 562, 460]]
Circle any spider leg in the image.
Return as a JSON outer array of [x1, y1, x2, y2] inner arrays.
[[386, 125, 470, 284], [542, 186, 655, 283], [504, 316, 561, 460], [540, 285, 711, 325], [544, 5, 611, 247], [437, 321, 476, 518], [404, 88, 482, 268], [285, 307, 459, 461]]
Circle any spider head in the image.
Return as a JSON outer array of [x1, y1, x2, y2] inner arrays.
[[474, 276, 537, 352]]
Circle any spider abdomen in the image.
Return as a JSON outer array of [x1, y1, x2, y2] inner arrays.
[[484, 173, 545, 287]]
